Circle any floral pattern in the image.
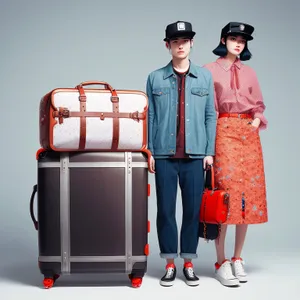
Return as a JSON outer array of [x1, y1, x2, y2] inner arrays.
[[214, 117, 268, 224]]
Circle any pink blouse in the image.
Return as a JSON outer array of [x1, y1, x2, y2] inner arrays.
[[203, 57, 267, 130]]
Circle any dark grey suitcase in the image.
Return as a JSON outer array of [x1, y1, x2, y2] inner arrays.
[[30, 149, 150, 288]]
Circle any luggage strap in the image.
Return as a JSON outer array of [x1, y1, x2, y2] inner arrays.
[[52, 108, 146, 122]]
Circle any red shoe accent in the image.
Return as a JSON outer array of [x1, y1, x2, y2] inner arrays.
[[183, 262, 193, 268], [166, 263, 175, 269], [43, 278, 54, 289], [231, 257, 243, 262], [215, 259, 230, 269], [131, 277, 142, 288]]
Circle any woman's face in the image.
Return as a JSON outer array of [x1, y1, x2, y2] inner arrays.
[[223, 35, 246, 56]]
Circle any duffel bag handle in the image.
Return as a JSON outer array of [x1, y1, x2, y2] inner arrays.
[[30, 184, 39, 230], [76, 81, 115, 93], [75, 81, 118, 101]]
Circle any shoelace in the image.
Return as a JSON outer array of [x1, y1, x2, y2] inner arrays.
[[234, 260, 245, 275], [186, 267, 195, 278], [165, 267, 174, 278], [221, 261, 234, 276]]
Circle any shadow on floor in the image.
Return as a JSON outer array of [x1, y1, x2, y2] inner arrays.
[[0, 260, 42, 287], [0, 260, 140, 288]]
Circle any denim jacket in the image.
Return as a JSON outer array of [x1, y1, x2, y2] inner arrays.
[[146, 60, 217, 159]]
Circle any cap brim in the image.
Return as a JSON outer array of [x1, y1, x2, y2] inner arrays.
[[226, 31, 253, 40], [164, 31, 195, 41]]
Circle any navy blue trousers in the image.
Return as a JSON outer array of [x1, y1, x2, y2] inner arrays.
[[154, 158, 204, 260]]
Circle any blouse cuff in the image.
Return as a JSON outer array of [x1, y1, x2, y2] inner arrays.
[[253, 112, 268, 130]]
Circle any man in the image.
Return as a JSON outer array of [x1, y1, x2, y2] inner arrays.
[[146, 20, 217, 287]]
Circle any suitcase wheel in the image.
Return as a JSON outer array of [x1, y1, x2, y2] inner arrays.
[[43, 278, 54, 289], [43, 274, 60, 289], [128, 274, 143, 288]]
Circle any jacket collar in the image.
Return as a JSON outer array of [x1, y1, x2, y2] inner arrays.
[[216, 57, 242, 71], [163, 60, 198, 79]]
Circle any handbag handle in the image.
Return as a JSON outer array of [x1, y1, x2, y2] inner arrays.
[[204, 165, 215, 190]]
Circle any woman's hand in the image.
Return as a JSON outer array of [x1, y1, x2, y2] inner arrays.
[[251, 118, 261, 128]]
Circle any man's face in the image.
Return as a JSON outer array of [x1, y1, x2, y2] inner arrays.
[[166, 37, 193, 59]]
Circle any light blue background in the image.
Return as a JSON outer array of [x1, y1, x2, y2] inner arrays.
[[0, 0, 299, 299]]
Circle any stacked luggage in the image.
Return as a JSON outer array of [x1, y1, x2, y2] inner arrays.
[[30, 81, 151, 289]]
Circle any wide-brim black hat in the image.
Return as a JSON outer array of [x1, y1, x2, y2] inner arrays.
[[163, 21, 196, 42], [220, 22, 254, 41]]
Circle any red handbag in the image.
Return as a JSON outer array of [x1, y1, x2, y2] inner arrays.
[[200, 165, 230, 224]]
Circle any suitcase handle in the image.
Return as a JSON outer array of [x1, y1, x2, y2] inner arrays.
[[30, 184, 38, 230], [76, 81, 115, 93]]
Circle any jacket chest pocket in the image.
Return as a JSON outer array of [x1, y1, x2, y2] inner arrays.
[[152, 87, 170, 101], [191, 87, 209, 98]]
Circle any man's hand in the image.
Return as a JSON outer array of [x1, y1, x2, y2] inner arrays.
[[203, 155, 213, 169], [149, 156, 155, 173]]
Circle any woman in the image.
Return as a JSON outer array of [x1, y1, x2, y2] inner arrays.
[[203, 22, 268, 287]]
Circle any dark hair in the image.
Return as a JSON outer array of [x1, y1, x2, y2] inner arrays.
[[212, 36, 252, 61]]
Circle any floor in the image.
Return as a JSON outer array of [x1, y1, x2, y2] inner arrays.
[[0, 239, 298, 300]]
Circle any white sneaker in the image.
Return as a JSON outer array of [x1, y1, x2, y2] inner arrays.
[[232, 258, 247, 283], [215, 260, 240, 287]]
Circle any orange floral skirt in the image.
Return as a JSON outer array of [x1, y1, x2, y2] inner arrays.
[[214, 116, 268, 224]]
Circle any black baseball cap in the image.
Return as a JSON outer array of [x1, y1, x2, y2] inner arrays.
[[164, 21, 196, 41]]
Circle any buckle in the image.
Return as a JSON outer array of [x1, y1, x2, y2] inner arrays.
[[79, 95, 87, 101], [130, 111, 143, 122], [53, 108, 70, 124], [131, 111, 139, 120], [53, 108, 70, 118], [111, 96, 119, 103], [60, 108, 70, 118]]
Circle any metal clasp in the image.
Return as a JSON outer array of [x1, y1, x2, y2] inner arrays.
[[111, 96, 119, 103], [130, 111, 140, 122], [60, 108, 70, 118], [53, 108, 70, 124]]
